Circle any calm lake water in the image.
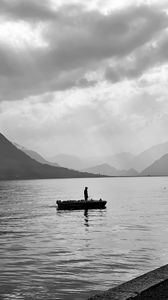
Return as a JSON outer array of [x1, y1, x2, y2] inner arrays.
[[0, 177, 168, 300]]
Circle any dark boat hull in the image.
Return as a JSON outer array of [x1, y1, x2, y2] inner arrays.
[[56, 199, 107, 210]]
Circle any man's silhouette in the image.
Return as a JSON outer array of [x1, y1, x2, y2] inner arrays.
[[84, 187, 88, 201]]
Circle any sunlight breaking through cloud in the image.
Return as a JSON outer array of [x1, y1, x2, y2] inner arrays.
[[0, 20, 47, 49], [0, 0, 168, 157]]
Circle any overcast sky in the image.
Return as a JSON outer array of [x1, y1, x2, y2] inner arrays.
[[0, 0, 168, 158]]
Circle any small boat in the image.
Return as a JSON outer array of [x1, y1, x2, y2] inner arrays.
[[56, 199, 107, 210]]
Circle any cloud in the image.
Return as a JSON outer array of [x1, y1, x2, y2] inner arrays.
[[0, 0, 56, 22], [1, 75, 168, 157], [105, 36, 168, 83], [0, 96, 130, 156], [0, 2, 167, 100], [123, 92, 165, 118], [44, 5, 168, 69], [105, 23, 168, 84]]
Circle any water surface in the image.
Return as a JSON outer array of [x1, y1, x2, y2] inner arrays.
[[0, 177, 168, 299]]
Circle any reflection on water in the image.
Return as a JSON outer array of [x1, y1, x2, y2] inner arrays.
[[0, 177, 168, 299], [84, 210, 89, 227]]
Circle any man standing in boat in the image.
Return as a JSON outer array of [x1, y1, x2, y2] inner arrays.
[[84, 187, 88, 201]]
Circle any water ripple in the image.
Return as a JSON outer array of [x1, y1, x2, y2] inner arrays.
[[0, 177, 168, 299]]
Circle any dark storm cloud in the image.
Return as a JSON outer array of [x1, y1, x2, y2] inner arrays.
[[105, 33, 168, 83], [0, 0, 56, 21], [43, 5, 168, 69], [105, 45, 156, 82], [0, 2, 167, 100]]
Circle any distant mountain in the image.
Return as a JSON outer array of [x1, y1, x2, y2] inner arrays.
[[103, 152, 136, 170], [48, 153, 87, 170], [130, 141, 168, 172], [49, 152, 136, 171], [83, 163, 138, 177], [97, 141, 168, 172], [14, 143, 59, 166], [46, 140, 168, 174], [140, 154, 168, 176], [24, 149, 59, 166], [0, 133, 100, 180]]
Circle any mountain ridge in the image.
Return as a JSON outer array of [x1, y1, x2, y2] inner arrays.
[[14, 143, 59, 167], [3, 133, 168, 178], [129, 141, 168, 171], [0, 133, 101, 180], [83, 163, 138, 176], [50, 141, 168, 174], [140, 153, 168, 176]]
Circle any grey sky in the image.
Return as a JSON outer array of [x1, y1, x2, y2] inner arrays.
[[0, 0, 168, 157]]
